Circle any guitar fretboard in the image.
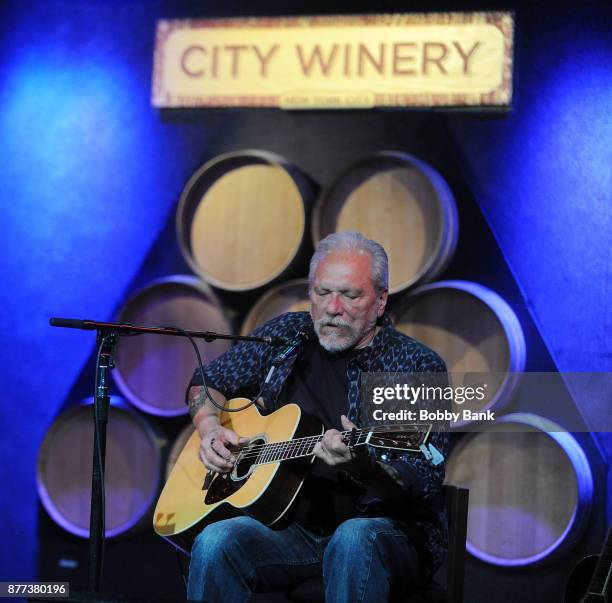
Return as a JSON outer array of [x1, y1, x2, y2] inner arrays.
[[234, 425, 428, 466], [236, 430, 370, 465]]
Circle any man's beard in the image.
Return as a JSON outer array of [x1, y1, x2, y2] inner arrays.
[[313, 317, 374, 352]]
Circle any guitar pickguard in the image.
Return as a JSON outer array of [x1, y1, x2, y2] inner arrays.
[[204, 436, 267, 505]]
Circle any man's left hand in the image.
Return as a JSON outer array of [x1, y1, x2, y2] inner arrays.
[[314, 415, 372, 471]]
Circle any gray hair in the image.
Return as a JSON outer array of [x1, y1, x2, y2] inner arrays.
[[308, 231, 389, 292]]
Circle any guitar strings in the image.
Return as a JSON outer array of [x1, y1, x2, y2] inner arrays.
[[236, 435, 420, 465], [232, 425, 428, 463], [234, 424, 428, 459], [235, 430, 357, 460]]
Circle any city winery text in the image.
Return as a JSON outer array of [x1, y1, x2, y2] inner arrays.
[[180, 41, 482, 79]]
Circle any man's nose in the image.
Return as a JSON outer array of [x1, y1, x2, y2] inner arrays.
[[326, 293, 344, 315]]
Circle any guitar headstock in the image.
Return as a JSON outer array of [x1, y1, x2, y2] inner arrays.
[[364, 424, 431, 452]]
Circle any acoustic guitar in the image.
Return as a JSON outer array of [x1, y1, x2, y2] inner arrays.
[[564, 523, 612, 603], [153, 397, 434, 554]]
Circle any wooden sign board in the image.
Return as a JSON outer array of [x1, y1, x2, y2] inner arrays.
[[152, 13, 513, 109]]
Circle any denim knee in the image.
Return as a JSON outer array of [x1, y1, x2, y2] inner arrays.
[[191, 516, 256, 562], [325, 517, 379, 559], [188, 517, 260, 602], [192, 522, 224, 559]]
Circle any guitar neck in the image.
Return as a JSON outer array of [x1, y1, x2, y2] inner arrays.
[[240, 429, 369, 465], [236, 424, 430, 466]]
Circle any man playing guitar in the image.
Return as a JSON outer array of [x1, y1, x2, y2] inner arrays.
[[186, 231, 448, 602]]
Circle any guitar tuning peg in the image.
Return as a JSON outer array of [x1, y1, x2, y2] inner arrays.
[[427, 443, 444, 466], [419, 443, 444, 466]]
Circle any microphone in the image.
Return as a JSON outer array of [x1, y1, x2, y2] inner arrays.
[[295, 328, 313, 344], [271, 328, 311, 366], [263, 328, 313, 386]]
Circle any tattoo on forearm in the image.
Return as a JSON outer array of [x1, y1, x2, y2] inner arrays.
[[188, 386, 206, 420]]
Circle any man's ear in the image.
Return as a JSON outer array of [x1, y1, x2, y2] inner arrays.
[[377, 289, 389, 316]]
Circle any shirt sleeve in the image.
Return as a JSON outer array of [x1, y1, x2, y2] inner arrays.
[[186, 313, 306, 402], [356, 350, 449, 515]]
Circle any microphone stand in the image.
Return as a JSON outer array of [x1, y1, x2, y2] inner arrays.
[[49, 317, 286, 593], [89, 329, 114, 592]]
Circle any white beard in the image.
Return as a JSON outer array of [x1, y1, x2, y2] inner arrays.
[[313, 318, 375, 352]]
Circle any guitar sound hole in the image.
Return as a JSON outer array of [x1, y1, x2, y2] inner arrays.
[[232, 437, 266, 481]]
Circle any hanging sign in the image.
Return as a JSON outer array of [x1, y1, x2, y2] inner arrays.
[[152, 12, 513, 109]]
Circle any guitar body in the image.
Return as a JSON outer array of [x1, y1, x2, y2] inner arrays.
[[153, 399, 322, 554]]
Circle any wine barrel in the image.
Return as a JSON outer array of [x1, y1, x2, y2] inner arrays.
[[312, 152, 458, 294], [37, 397, 165, 538], [177, 150, 315, 292], [445, 413, 593, 566], [113, 276, 232, 417], [391, 280, 526, 427], [240, 279, 310, 335]]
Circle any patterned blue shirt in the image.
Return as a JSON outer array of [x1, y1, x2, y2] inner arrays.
[[190, 311, 449, 570]]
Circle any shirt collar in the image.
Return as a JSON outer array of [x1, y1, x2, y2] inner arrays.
[[351, 313, 393, 371]]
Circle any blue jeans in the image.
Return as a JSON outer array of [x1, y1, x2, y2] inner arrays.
[[187, 516, 426, 603]]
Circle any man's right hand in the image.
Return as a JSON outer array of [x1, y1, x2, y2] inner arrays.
[[199, 425, 250, 473], [189, 385, 250, 473]]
